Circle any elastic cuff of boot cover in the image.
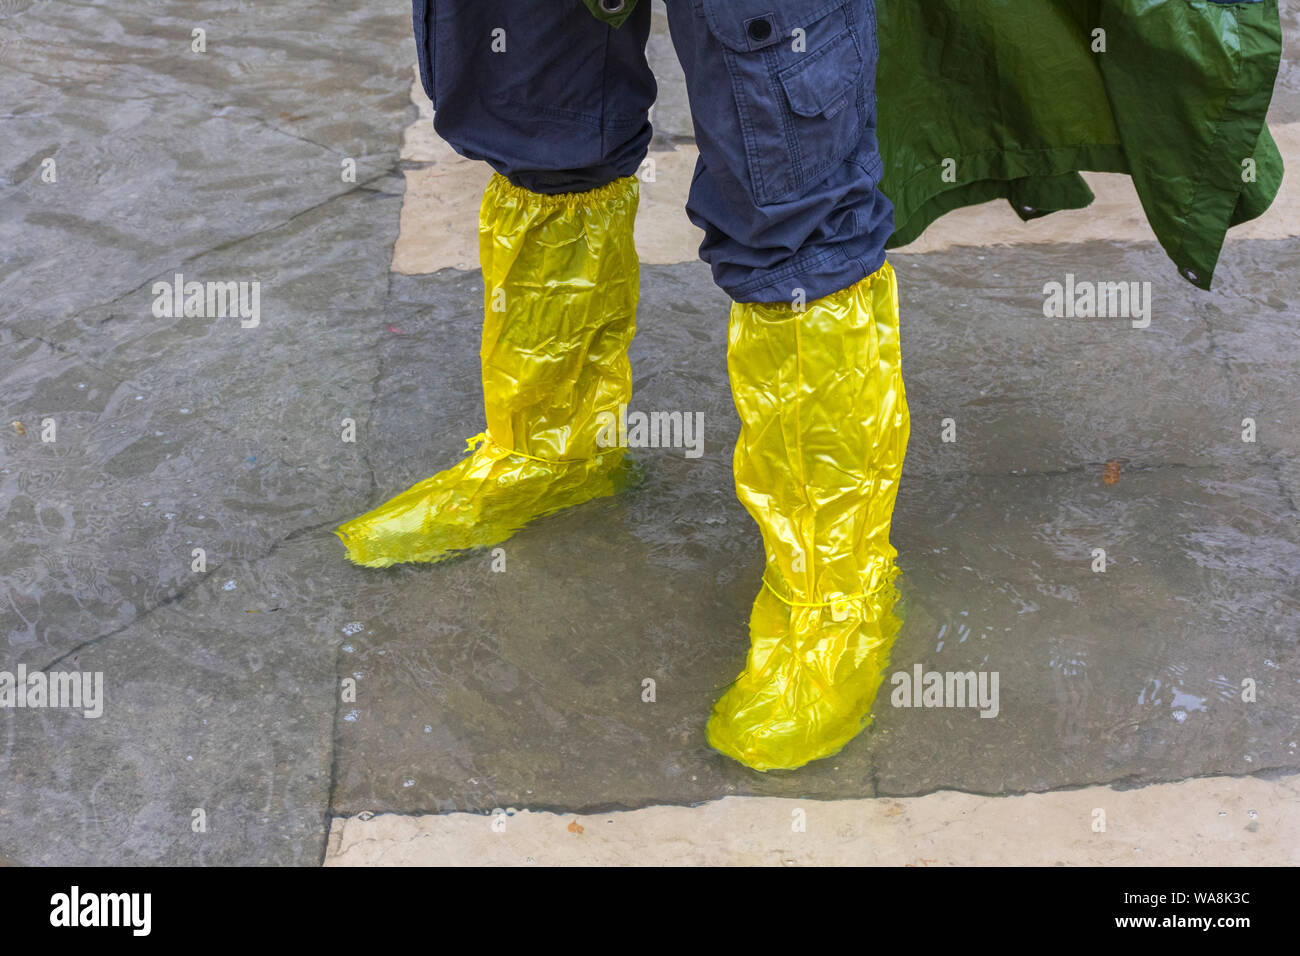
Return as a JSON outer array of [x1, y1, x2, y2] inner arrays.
[[736, 259, 894, 319], [488, 173, 639, 211]]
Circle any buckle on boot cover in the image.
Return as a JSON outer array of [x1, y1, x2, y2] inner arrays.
[[828, 594, 850, 622], [466, 432, 512, 463]]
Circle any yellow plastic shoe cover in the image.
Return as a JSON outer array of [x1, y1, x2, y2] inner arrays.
[[708, 262, 910, 771], [335, 174, 640, 567]]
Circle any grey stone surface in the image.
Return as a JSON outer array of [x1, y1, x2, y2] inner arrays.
[[1, 0, 414, 864], [647, 1, 694, 143], [1271, 3, 1300, 125]]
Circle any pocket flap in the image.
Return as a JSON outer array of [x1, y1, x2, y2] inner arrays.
[[701, 0, 851, 52], [778, 30, 861, 117]]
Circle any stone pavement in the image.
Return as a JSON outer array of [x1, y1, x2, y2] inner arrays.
[[1, 1, 1296, 865]]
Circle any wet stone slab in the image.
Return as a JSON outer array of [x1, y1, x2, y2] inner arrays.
[[1, 0, 411, 324], [0, 0, 416, 863], [330, 244, 1300, 815]]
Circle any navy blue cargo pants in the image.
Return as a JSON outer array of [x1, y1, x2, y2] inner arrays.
[[412, 0, 893, 304]]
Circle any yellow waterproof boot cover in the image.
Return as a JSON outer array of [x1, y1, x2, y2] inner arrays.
[[335, 174, 640, 567], [708, 262, 910, 771]]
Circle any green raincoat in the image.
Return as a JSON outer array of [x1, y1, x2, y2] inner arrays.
[[584, 0, 1284, 289]]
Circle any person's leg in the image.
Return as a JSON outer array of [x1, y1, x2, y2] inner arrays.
[[420, 0, 655, 193], [664, 0, 894, 303], [663, 0, 909, 770], [711, 264, 908, 771], [336, 1, 656, 567]]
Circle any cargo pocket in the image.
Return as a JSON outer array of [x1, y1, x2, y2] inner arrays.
[[412, 0, 437, 107], [701, 0, 872, 206]]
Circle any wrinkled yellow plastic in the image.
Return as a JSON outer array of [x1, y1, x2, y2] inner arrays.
[[708, 262, 909, 771], [334, 174, 641, 567]]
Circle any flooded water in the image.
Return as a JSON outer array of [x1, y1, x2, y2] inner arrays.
[[0, 1, 1297, 863]]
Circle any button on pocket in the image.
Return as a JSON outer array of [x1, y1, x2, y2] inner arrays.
[[702, 0, 872, 205], [746, 17, 774, 42]]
